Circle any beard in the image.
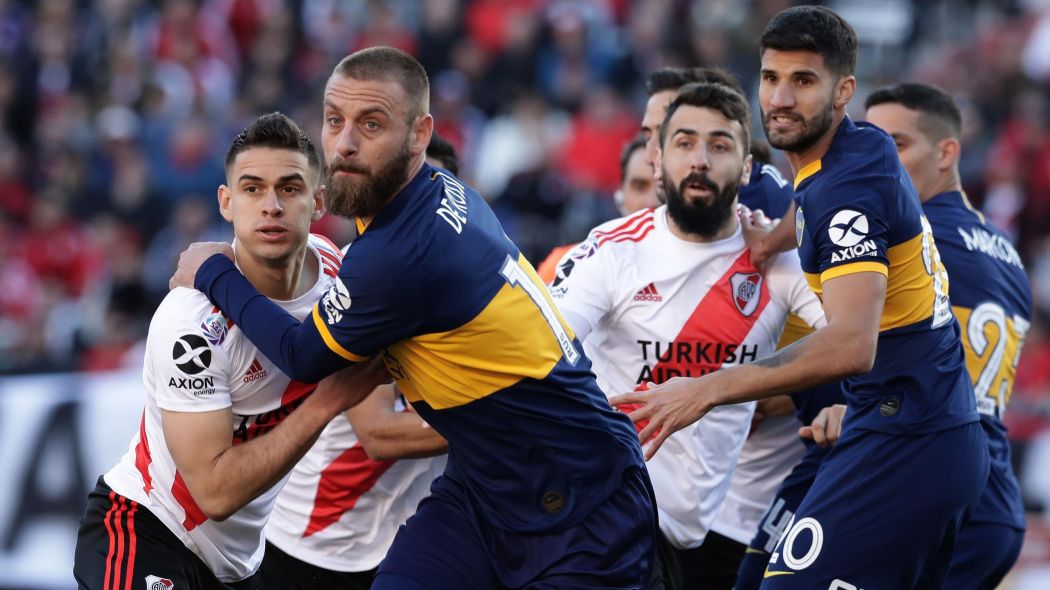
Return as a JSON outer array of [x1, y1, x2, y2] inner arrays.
[[325, 139, 412, 219], [761, 93, 835, 153], [662, 168, 740, 239]]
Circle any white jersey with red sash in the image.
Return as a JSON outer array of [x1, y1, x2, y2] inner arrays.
[[550, 206, 824, 548], [103, 234, 342, 582]]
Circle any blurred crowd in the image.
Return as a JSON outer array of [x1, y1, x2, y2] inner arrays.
[[1, 0, 1050, 452]]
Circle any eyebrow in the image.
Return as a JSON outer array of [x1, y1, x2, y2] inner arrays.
[[237, 172, 307, 184], [671, 128, 737, 143], [761, 68, 820, 77]]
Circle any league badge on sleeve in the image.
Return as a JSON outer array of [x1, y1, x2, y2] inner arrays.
[[321, 279, 352, 324], [795, 206, 805, 247], [200, 311, 229, 346]]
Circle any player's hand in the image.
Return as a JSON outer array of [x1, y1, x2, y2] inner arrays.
[[799, 404, 847, 447], [169, 242, 235, 290], [609, 377, 715, 461], [315, 357, 392, 414], [739, 205, 778, 268]]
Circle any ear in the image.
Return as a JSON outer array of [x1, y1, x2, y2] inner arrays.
[[937, 137, 960, 173], [312, 184, 327, 221], [411, 114, 434, 158], [834, 75, 856, 110], [740, 153, 754, 187], [217, 185, 233, 223]]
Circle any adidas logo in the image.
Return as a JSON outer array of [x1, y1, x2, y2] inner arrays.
[[633, 282, 663, 302], [243, 358, 268, 383]]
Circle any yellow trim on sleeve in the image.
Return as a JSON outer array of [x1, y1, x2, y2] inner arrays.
[[820, 261, 888, 283], [311, 306, 368, 362], [793, 159, 822, 189]]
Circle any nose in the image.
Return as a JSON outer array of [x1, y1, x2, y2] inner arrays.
[[334, 125, 359, 159], [769, 81, 796, 111], [690, 146, 711, 172], [262, 188, 284, 217]]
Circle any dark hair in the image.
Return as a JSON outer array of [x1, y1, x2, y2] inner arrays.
[[660, 82, 751, 152], [224, 112, 321, 177], [334, 46, 430, 121], [750, 140, 772, 165], [426, 132, 459, 175], [618, 136, 648, 184], [864, 83, 962, 141], [760, 6, 857, 78], [646, 66, 744, 97]]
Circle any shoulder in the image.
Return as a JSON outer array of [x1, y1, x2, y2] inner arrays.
[[583, 208, 658, 251]]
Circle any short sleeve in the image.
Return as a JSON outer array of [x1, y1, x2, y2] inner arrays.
[[148, 290, 232, 413], [548, 237, 616, 340], [805, 176, 891, 284], [312, 242, 426, 360]]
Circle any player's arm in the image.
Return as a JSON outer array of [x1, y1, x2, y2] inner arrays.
[[611, 271, 883, 459], [170, 244, 414, 384], [347, 384, 448, 461], [163, 360, 388, 521]]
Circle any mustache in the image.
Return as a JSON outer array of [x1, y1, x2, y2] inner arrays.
[[679, 172, 719, 193], [327, 159, 370, 175]]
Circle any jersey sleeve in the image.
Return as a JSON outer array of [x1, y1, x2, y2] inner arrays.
[[805, 176, 892, 284], [148, 290, 233, 413], [195, 250, 423, 384], [547, 238, 616, 342]]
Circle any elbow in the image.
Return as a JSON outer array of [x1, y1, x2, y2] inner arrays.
[[196, 494, 241, 522], [359, 435, 394, 462], [839, 338, 877, 377]]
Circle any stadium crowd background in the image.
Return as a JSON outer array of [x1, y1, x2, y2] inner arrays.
[[2, 0, 1050, 586]]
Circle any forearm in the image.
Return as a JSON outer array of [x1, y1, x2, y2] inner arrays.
[[196, 254, 345, 382], [755, 202, 799, 260], [707, 326, 871, 409], [188, 394, 341, 520], [358, 411, 448, 461]]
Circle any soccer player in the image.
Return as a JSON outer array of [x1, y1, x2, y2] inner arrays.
[[537, 135, 658, 283], [865, 83, 1030, 589], [73, 113, 390, 589], [170, 46, 656, 589], [259, 134, 462, 590], [551, 82, 825, 590], [612, 7, 988, 588]]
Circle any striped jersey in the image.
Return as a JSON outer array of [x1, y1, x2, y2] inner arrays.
[[550, 206, 825, 548], [794, 118, 978, 434], [264, 403, 445, 572], [103, 234, 342, 582]]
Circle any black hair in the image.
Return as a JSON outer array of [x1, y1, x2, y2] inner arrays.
[[224, 112, 321, 176], [646, 66, 744, 97], [760, 6, 857, 78], [864, 82, 962, 140], [618, 136, 648, 184], [660, 82, 751, 152], [426, 132, 459, 175]]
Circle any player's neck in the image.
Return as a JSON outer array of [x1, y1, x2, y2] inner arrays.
[[666, 209, 739, 243], [785, 111, 846, 179], [920, 173, 962, 203], [235, 244, 316, 301]]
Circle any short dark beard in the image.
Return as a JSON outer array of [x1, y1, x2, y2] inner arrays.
[[325, 139, 411, 219], [663, 169, 740, 239], [761, 93, 835, 154]]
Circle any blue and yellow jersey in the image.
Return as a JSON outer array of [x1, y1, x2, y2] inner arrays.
[[196, 163, 645, 533], [793, 118, 978, 434], [741, 162, 794, 220], [923, 190, 1031, 529]]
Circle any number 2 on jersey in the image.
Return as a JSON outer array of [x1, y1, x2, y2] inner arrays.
[[500, 255, 580, 365], [962, 301, 1029, 417]]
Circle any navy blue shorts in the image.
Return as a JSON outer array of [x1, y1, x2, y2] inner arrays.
[[945, 520, 1024, 590], [759, 423, 988, 590], [374, 467, 657, 589], [735, 442, 830, 590]]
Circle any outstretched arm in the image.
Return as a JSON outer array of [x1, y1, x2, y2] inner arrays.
[[170, 244, 384, 383], [610, 270, 883, 460]]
